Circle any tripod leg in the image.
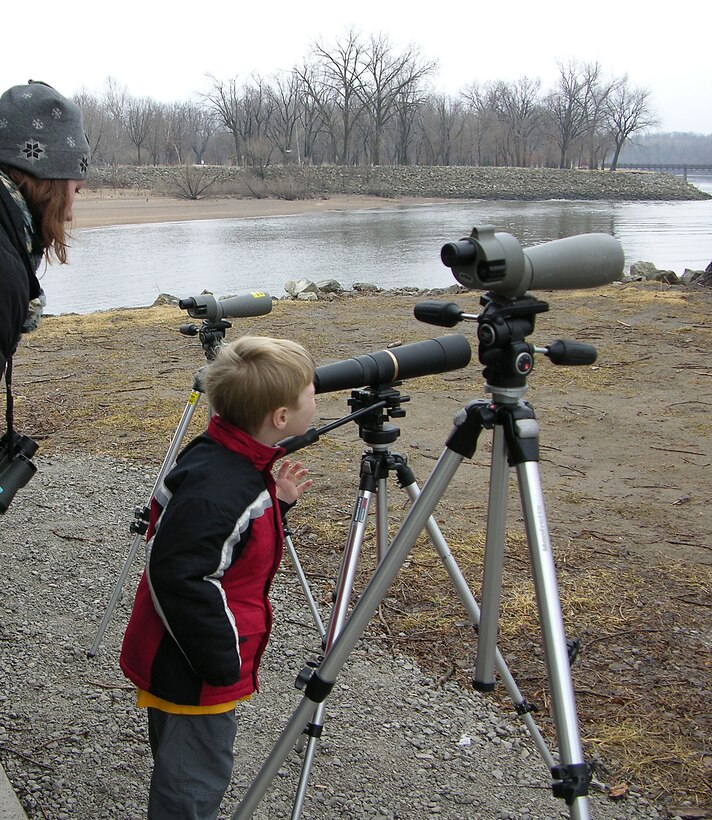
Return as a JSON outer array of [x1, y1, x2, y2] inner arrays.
[[289, 478, 377, 819], [517, 461, 591, 818], [402, 477, 555, 771], [474, 425, 510, 691], [87, 389, 202, 657], [231, 446, 465, 819], [284, 533, 326, 640], [375, 475, 389, 562]]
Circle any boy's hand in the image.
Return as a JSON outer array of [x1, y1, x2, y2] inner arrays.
[[275, 460, 313, 505]]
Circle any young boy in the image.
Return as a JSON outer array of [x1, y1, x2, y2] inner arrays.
[[120, 335, 316, 820]]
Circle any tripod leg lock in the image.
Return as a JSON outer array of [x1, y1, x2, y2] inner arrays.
[[514, 698, 539, 716], [295, 664, 335, 704], [303, 721, 324, 739], [567, 637, 581, 665], [129, 506, 150, 535], [551, 761, 591, 805]]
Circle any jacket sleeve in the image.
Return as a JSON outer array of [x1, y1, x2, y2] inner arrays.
[[278, 498, 295, 521], [146, 495, 249, 687], [0, 245, 28, 375]]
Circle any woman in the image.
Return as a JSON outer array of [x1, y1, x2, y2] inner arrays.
[[0, 80, 89, 506], [0, 79, 90, 379]]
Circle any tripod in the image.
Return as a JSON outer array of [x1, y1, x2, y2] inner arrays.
[[231, 292, 594, 820], [284, 382, 555, 820], [87, 317, 325, 658]]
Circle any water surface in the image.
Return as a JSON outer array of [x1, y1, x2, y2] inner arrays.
[[42, 179, 712, 315]]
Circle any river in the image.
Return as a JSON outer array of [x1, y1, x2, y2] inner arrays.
[[41, 176, 712, 315]]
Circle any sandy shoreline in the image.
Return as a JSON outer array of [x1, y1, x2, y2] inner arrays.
[[72, 193, 442, 230]]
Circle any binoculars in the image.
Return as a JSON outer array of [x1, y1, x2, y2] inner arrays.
[[0, 430, 38, 513]]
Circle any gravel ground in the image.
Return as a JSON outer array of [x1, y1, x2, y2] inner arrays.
[[0, 455, 668, 819]]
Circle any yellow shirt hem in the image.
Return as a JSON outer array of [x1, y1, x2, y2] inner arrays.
[[136, 689, 250, 714]]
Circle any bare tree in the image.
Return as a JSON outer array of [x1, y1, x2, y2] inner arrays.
[[187, 104, 218, 165], [122, 96, 156, 165], [604, 80, 659, 170], [294, 66, 330, 164], [103, 77, 129, 165], [478, 77, 545, 167], [293, 60, 338, 162], [72, 90, 107, 163], [356, 33, 436, 165], [147, 104, 168, 164], [546, 60, 604, 168], [160, 103, 194, 164], [239, 75, 277, 168], [393, 82, 427, 165], [267, 72, 303, 161], [417, 94, 467, 165], [299, 28, 368, 164], [203, 75, 243, 164], [578, 72, 621, 169], [462, 83, 510, 166]]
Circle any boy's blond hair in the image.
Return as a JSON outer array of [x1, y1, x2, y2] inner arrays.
[[202, 335, 315, 434]]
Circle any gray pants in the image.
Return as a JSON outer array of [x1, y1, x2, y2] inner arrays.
[[147, 708, 237, 820]]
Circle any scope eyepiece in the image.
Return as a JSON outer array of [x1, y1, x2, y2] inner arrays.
[[440, 239, 477, 268]]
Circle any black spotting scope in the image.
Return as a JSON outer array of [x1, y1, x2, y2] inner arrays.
[[313, 335, 472, 394], [179, 291, 272, 321], [440, 226, 624, 298]]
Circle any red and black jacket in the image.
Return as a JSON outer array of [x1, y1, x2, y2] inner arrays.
[[120, 417, 288, 706]]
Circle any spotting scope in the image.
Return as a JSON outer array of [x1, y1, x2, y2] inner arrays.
[[440, 226, 624, 298], [314, 335, 471, 394], [179, 291, 272, 321]]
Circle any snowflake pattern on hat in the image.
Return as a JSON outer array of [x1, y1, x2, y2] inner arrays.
[[21, 140, 46, 161]]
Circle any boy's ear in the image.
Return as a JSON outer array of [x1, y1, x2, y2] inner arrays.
[[272, 406, 289, 431]]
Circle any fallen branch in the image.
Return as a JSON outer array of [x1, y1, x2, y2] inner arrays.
[[650, 445, 705, 456], [0, 744, 53, 770], [87, 679, 134, 691]]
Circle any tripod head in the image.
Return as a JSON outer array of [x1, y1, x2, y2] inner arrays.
[[415, 293, 598, 393], [179, 318, 232, 362], [476, 292, 550, 390], [347, 384, 409, 446]]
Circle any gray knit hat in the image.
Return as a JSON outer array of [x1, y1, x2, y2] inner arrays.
[[0, 80, 90, 180]]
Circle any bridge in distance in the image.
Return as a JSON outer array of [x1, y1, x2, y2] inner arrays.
[[617, 163, 712, 181]]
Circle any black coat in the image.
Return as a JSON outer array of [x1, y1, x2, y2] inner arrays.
[[0, 182, 41, 375]]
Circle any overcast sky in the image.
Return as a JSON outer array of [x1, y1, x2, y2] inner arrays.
[[3, 0, 710, 134]]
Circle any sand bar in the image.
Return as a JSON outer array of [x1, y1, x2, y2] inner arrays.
[[72, 193, 442, 230]]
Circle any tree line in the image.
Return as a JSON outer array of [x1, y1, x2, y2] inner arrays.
[[75, 29, 659, 173]]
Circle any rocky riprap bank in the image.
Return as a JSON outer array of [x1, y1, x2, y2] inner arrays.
[[87, 164, 710, 202], [274, 262, 712, 303]]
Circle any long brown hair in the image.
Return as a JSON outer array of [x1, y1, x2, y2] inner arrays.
[[0, 164, 71, 263]]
